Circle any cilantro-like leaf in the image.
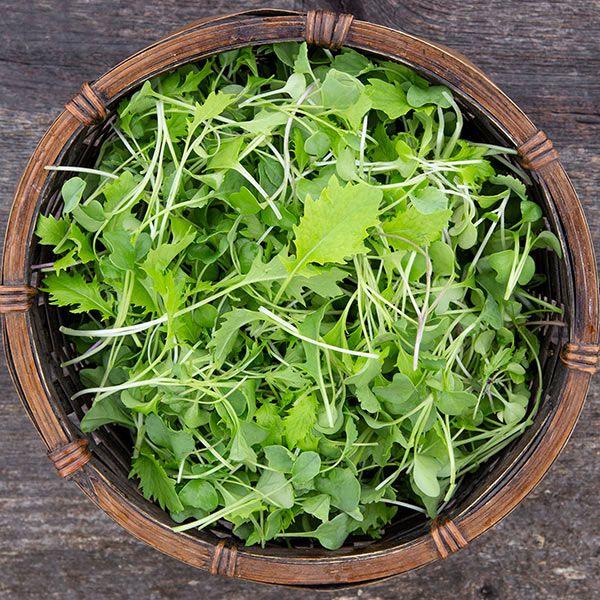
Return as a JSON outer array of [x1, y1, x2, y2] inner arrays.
[[130, 453, 184, 513]]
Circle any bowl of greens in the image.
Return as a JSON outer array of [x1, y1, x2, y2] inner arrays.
[[3, 9, 597, 586]]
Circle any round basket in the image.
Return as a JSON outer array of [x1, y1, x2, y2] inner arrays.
[[2, 9, 598, 587]]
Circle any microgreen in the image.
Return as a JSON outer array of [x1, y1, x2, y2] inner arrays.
[[36, 43, 561, 550]]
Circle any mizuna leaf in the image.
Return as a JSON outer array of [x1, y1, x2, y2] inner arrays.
[[42, 272, 113, 318], [293, 177, 381, 267]]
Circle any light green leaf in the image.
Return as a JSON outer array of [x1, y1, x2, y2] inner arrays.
[[256, 470, 294, 509], [263, 445, 294, 472], [413, 454, 440, 497], [61, 177, 86, 214], [301, 493, 330, 522], [316, 468, 361, 514], [292, 451, 321, 487], [410, 186, 448, 214], [130, 453, 183, 513], [383, 206, 451, 250], [293, 177, 381, 267], [365, 78, 410, 119], [321, 69, 363, 109], [179, 480, 218, 511], [42, 272, 112, 317]]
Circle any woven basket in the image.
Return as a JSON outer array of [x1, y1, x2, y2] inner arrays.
[[2, 9, 598, 587]]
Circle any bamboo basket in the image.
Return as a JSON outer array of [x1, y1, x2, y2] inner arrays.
[[1, 9, 598, 587]]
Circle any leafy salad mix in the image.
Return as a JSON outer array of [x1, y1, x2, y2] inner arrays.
[[36, 43, 562, 549]]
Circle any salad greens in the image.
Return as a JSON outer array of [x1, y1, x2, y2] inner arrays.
[[36, 43, 562, 549]]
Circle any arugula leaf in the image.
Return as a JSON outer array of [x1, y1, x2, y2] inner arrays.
[[81, 396, 134, 432]]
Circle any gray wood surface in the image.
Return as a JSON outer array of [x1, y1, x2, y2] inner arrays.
[[0, 1, 598, 598]]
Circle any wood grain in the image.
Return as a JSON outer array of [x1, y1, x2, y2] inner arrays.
[[0, 1, 598, 598]]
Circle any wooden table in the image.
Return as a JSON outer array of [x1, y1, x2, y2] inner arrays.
[[1, 2, 598, 598]]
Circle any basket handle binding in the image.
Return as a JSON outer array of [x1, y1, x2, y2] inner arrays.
[[430, 517, 468, 559], [0, 284, 37, 313]]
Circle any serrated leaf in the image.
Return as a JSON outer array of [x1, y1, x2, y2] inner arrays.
[[130, 453, 183, 513], [36, 214, 69, 246], [42, 272, 113, 317], [208, 309, 262, 367], [293, 177, 381, 267], [283, 394, 318, 450], [383, 206, 451, 249]]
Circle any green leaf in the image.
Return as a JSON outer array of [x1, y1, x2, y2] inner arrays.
[[304, 131, 330, 157], [256, 470, 294, 509], [130, 453, 183, 513], [227, 187, 261, 215], [502, 401, 527, 424], [490, 174, 527, 200], [179, 480, 218, 511], [263, 445, 294, 472], [521, 200, 542, 223], [230, 429, 257, 466], [292, 451, 321, 487], [72, 200, 105, 232], [61, 177, 86, 214], [383, 206, 451, 249], [42, 272, 112, 318], [332, 48, 372, 75], [36, 215, 69, 246], [286, 265, 347, 300], [208, 309, 262, 368], [283, 394, 318, 450], [313, 513, 354, 549], [410, 186, 448, 214], [316, 468, 361, 514], [532, 230, 563, 257], [207, 137, 244, 170], [293, 177, 381, 267], [321, 69, 363, 109], [81, 396, 134, 432], [429, 240, 454, 275], [372, 373, 418, 415], [293, 42, 312, 75], [413, 454, 440, 497], [406, 84, 452, 108], [301, 493, 330, 522], [436, 390, 477, 416], [146, 413, 195, 460], [103, 230, 136, 270], [365, 78, 410, 119], [240, 110, 288, 135], [191, 91, 234, 129]]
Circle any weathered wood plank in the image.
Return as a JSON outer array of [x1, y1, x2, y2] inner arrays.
[[0, 1, 597, 598]]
